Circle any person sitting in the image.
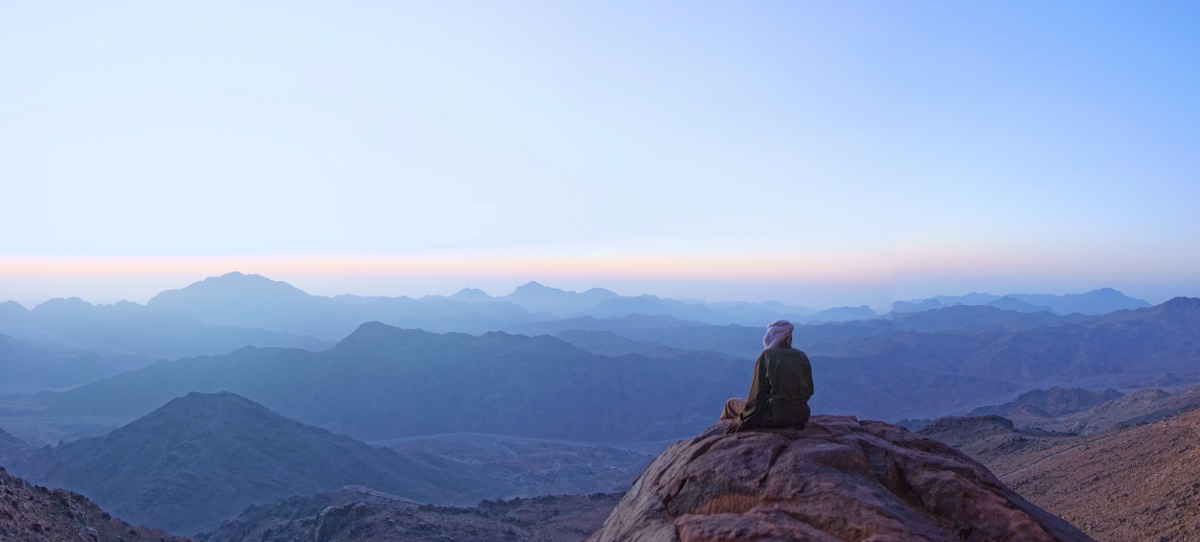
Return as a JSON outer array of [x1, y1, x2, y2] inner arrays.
[[721, 319, 813, 434]]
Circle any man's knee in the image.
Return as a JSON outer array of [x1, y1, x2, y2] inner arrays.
[[721, 398, 746, 421]]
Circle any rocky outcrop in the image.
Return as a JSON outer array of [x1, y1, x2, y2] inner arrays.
[[587, 416, 1093, 542], [0, 466, 188, 542]]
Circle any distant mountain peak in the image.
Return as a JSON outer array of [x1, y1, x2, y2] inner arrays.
[[447, 287, 494, 303], [335, 321, 440, 351], [500, 281, 621, 316], [132, 391, 276, 426], [32, 297, 93, 311], [200, 271, 302, 289], [146, 271, 321, 327], [513, 281, 549, 291], [163, 271, 307, 294]]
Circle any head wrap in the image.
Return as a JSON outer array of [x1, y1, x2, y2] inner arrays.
[[763, 319, 795, 349]]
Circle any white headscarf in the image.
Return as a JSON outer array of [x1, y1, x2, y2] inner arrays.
[[763, 319, 795, 349]]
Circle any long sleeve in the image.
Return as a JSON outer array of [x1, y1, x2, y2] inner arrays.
[[738, 352, 771, 428]]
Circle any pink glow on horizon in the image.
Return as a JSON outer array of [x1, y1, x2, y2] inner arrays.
[[2, 248, 1193, 285], [0, 253, 892, 284]]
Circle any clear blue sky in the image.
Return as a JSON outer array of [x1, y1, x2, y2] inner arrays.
[[1, 1, 1197, 308]]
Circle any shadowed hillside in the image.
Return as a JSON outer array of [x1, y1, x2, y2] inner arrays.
[[2, 392, 499, 534], [0, 466, 189, 542]]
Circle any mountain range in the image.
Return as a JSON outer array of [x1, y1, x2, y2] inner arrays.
[[892, 288, 1150, 315], [0, 273, 1153, 380], [35, 323, 749, 443], [145, 272, 880, 336], [12, 296, 1193, 446], [0, 296, 330, 359]]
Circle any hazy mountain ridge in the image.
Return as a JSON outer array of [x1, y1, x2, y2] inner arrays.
[[831, 297, 1200, 393], [143, 273, 894, 335], [494, 281, 621, 315], [553, 329, 712, 359], [0, 295, 331, 359], [4, 274, 1148, 365], [894, 288, 1150, 315], [0, 332, 158, 394], [147, 272, 552, 339], [37, 323, 753, 443], [510, 304, 1092, 360]]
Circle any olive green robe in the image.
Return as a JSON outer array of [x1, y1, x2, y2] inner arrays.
[[738, 346, 814, 429]]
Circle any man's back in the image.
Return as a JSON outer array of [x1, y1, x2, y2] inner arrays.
[[738, 346, 813, 429], [761, 346, 814, 404]]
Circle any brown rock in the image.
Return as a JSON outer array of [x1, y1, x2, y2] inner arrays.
[[587, 415, 1093, 542]]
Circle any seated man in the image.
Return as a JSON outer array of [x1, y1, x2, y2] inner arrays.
[[721, 320, 813, 434]]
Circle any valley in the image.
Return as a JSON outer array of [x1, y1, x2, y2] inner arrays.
[[196, 489, 624, 542]]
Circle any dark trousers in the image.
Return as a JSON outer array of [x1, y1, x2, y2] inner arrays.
[[720, 397, 809, 428]]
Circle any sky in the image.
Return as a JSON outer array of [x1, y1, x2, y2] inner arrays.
[[1, 1, 1198, 309]]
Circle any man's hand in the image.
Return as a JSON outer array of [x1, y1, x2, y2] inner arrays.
[[724, 422, 740, 435]]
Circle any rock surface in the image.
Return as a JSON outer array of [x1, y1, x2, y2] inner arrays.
[[0, 466, 188, 542], [587, 415, 1093, 542]]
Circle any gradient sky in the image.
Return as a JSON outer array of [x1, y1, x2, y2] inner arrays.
[[1, 1, 1198, 308]]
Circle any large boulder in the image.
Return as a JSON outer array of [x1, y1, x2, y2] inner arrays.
[[587, 415, 1093, 542]]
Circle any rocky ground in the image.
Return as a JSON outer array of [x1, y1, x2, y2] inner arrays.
[[920, 407, 1200, 542], [0, 466, 188, 542], [917, 415, 1080, 475], [588, 416, 1091, 542], [1003, 411, 1200, 542], [196, 487, 623, 542]]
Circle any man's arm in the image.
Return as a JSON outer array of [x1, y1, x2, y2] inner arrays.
[[737, 353, 771, 429]]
